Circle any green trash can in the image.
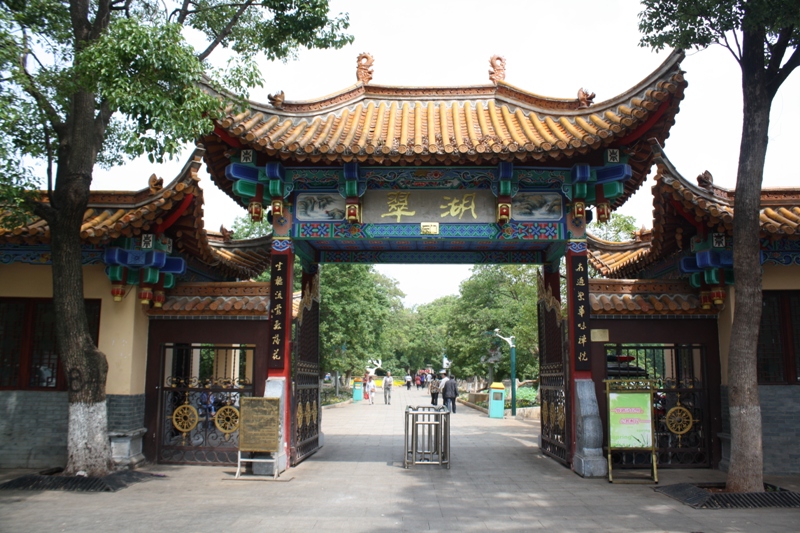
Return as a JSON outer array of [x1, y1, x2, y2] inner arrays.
[[488, 382, 505, 418], [353, 377, 363, 402]]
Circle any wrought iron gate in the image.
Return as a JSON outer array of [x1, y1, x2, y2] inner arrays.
[[291, 271, 322, 465], [605, 343, 710, 468], [157, 344, 254, 464], [537, 273, 571, 465]]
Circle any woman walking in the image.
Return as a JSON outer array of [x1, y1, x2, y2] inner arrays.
[[429, 374, 440, 406]]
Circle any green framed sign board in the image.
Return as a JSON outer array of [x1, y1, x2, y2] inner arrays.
[[605, 380, 658, 484]]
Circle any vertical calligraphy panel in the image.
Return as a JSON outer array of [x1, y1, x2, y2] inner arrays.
[[567, 243, 591, 372], [267, 247, 292, 370]]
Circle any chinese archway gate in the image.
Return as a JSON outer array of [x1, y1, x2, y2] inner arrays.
[[201, 50, 687, 475]]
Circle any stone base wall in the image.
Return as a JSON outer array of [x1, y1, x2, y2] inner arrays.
[[720, 385, 800, 474], [0, 391, 69, 469], [0, 391, 146, 469]]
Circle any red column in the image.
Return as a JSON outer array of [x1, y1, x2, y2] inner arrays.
[[267, 239, 294, 461], [566, 241, 591, 460]]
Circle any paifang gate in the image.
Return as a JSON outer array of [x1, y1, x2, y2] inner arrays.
[[200, 51, 687, 474]]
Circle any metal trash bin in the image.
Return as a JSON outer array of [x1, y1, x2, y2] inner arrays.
[[404, 405, 450, 469]]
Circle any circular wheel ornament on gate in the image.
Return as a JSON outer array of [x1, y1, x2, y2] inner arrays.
[[214, 406, 240, 440], [666, 406, 694, 435], [172, 404, 199, 433]]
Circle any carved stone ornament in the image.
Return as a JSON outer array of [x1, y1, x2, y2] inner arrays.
[[577, 88, 596, 109], [268, 90, 285, 109], [488, 55, 506, 84], [220, 225, 233, 243], [697, 170, 714, 188], [356, 53, 374, 84], [148, 174, 163, 194]]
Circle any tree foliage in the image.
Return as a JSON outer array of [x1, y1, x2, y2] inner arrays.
[[0, 0, 351, 475], [639, 0, 800, 493]]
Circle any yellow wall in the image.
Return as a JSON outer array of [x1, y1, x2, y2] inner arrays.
[[0, 263, 149, 395], [716, 264, 800, 385]]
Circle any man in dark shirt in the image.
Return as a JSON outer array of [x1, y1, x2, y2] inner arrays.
[[443, 374, 458, 414]]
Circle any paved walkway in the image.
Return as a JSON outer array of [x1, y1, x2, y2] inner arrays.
[[1, 385, 799, 532]]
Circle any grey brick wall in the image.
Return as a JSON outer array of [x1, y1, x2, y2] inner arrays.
[[720, 385, 800, 474], [107, 394, 145, 433], [0, 391, 68, 469], [0, 392, 147, 469]]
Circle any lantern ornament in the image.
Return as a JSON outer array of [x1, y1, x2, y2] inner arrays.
[[711, 286, 726, 306], [111, 283, 126, 302], [596, 202, 611, 223], [346, 202, 361, 224], [248, 200, 264, 222], [700, 291, 712, 310], [153, 290, 166, 308], [497, 202, 511, 225], [138, 286, 154, 305], [572, 200, 585, 219], [271, 198, 284, 219]]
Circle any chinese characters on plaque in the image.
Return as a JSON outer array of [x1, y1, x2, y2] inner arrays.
[[570, 255, 591, 371], [268, 256, 288, 369]]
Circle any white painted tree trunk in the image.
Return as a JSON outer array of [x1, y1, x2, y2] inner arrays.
[[66, 401, 112, 476]]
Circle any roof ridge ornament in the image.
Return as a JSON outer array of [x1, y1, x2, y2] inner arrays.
[[488, 55, 506, 85], [356, 52, 374, 85], [577, 88, 595, 109], [268, 90, 285, 109], [697, 170, 713, 189]]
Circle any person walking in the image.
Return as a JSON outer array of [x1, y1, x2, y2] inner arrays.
[[443, 374, 458, 413], [367, 376, 376, 405], [382, 372, 393, 405], [405, 372, 412, 390], [429, 373, 440, 406]]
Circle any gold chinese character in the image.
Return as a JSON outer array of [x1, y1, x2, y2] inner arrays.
[[272, 304, 283, 317], [575, 263, 585, 272], [576, 277, 586, 287], [273, 320, 282, 331], [381, 192, 416, 222], [272, 334, 281, 345], [578, 335, 587, 346], [578, 322, 586, 330], [578, 305, 585, 318], [440, 193, 477, 220], [275, 291, 283, 300], [577, 292, 585, 302], [272, 348, 281, 360], [578, 351, 588, 361], [275, 262, 283, 271], [275, 276, 283, 287]]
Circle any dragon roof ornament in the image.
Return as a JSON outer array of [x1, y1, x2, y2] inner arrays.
[[488, 55, 506, 85], [356, 53, 374, 85]]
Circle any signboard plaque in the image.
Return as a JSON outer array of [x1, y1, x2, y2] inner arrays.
[[239, 397, 281, 453]]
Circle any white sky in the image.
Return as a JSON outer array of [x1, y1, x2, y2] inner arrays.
[[90, 0, 800, 308]]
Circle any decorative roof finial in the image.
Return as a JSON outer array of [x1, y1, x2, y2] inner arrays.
[[488, 55, 506, 85], [148, 174, 163, 194], [697, 170, 714, 189], [577, 88, 595, 108], [356, 53, 374, 85], [268, 90, 285, 109], [220, 225, 233, 243]]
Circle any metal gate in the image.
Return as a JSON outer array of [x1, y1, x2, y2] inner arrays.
[[537, 272, 571, 465], [291, 271, 322, 465], [605, 343, 710, 468], [157, 344, 254, 464]]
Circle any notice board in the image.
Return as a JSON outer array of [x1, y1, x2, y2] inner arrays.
[[239, 397, 281, 453], [608, 392, 653, 449]]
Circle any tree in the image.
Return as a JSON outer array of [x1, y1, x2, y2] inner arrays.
[[447, 265, 539, 380], [319, 264, 396, 384], [588, 213, 638, 242], [639, 0, 800, 492], [0, 0, 351, 475]]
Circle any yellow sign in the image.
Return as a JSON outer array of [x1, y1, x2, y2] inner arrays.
[[239, 397, 281, 453], [590, 329, 610, 342], [421, 222, 440, 235]]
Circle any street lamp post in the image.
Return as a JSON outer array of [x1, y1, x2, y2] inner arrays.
[[494, 329, 517, 416]]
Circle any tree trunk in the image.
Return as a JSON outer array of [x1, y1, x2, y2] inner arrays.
[[726, 30, 771, 493], [48, 90, 112, 476]]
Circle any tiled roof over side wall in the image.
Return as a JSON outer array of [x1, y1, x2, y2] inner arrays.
[[589, 279, 712, 316]]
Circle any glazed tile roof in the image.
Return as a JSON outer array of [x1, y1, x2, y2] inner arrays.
[[0, 148, 272, 280], [589, 279, 713, 316], [148, 283, 301, 318], [203, 51, 686, 210], [588, 144, 800, 278]]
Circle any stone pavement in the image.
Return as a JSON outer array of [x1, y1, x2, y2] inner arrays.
[[1, 385, 799, 532]]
